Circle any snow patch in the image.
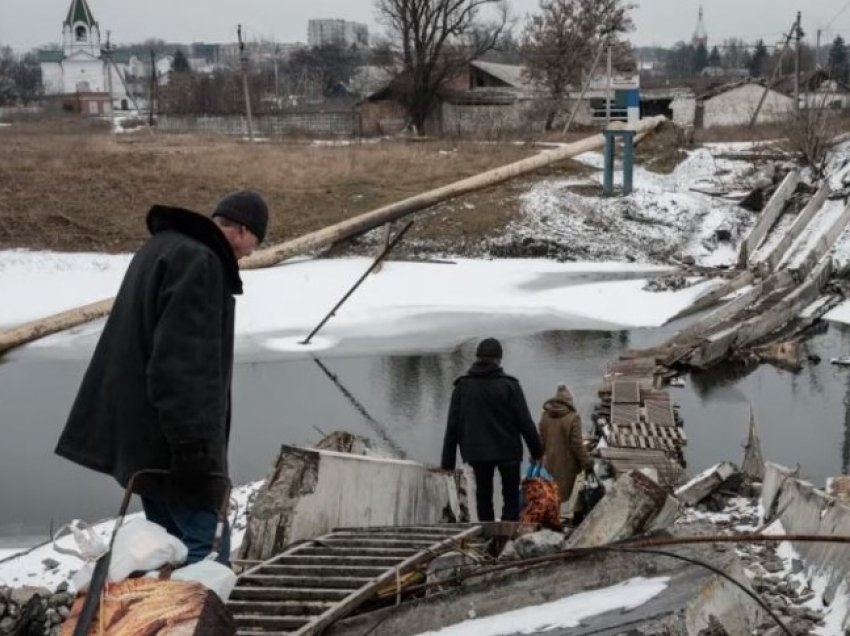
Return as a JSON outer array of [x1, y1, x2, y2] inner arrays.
[[0, 253, 709, 359], [412, 576, 670, 636], [0, 481, 262, 590]]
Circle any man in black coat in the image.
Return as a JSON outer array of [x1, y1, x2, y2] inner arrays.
[[55, 190, 269, 565], [441, 338, 543, 522]]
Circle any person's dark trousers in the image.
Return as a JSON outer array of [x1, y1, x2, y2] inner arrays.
[[470, 461, 521, 521], [142, 497, 231, 566]]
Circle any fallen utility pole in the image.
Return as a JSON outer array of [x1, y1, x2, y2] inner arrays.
[[0, 116, 665, 356], [300, 220, 414, 345], [242, 115, 665, 270]]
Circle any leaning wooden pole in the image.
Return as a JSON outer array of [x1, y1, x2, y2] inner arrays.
[[0, 116, 666, 356]]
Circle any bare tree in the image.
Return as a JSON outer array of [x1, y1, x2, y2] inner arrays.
[[375, 0, 508, 135], [521, 0, 634, 130]]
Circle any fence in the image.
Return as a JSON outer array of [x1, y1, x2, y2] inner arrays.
[[155, 112, 358, 137]]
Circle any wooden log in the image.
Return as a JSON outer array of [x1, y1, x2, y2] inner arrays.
[[0, 298, 114, 356], [0, 117, 667, 357], [241, 116, 666, 270]]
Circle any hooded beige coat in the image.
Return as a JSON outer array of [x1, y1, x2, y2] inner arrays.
[[538, 385, 593, 502]]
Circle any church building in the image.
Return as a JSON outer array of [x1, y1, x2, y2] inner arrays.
[[38, 0, 137, 115]]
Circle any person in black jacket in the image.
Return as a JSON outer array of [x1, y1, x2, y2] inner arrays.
[[441, 338, 543, 521], [55, 191, 268, 565]]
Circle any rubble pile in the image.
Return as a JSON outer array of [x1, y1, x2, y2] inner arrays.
[[676, 470, 829, 636], [0, 584, 73, 636], [643, 274, 691, 292]]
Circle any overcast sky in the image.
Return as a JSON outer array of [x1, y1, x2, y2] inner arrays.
[[3, 0, 850, 52]]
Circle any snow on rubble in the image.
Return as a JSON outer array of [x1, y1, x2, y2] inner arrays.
[[0, 481, 262, 590], [412, 576, 670, 636], [493, 146, 758, 266]]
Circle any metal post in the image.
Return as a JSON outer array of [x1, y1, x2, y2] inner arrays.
[[301, 221, 414, 345], [603, 131, 615, 196], [622, 131, 635, 195]]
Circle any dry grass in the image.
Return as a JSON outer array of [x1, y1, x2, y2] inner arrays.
[[0, 124, 558, 253]]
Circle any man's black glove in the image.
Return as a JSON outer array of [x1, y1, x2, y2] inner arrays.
[[169, 441, 216, 485]]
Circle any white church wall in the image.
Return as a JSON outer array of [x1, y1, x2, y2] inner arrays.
[[61, 57, 106, 93], [40, 64, 65, 95]]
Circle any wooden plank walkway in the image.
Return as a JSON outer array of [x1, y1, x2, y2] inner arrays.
[[593, 355, 687, 487], [229, 524, 482, 635]]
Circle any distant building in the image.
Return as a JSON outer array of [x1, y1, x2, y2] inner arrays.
[[692, 6, 708, 49], [307, 19, 369, 48], [38, 0, 136, 114]]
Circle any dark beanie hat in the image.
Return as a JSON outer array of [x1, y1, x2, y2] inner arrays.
[[212, 190, 269, 244], [476, 337, 503, 359]]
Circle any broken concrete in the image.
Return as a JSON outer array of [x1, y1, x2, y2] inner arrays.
[[739, 169, 800, 268], [238, 443, 474, 562], [325, 540, 762, 636], [741, 409, 765, 481], [761, 462, 850, 631], [566, 471, 670, 549], [508, 529, 567, 560], [675, 462, 739, 507]]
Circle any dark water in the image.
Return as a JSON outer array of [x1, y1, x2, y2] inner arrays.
[[3, 322, 850, 547]]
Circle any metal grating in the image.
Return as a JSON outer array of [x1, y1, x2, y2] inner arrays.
[[229, 525, 482, 635]]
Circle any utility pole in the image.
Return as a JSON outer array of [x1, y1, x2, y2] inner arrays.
[[149, 49, 157, 127], [238, 24, 254, 142], [750, 14, 798, 127], [563, 39, 606, 135], [274, 45, 280, 103], [816, 28, 822, 70], [794, 11, 804, 114], [605, 45, 613, 125]]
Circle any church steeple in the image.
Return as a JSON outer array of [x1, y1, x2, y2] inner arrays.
[[62, 0, 101, 57], [692, 6, 708, 48], [65, 0, 97, 29]]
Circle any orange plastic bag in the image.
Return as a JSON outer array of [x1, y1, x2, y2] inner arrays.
[[520, 464, 562, 530]]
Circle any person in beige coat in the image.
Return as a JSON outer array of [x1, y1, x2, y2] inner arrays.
[[538, 385, 594, 506]]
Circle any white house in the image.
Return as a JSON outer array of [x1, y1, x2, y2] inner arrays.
[[698, 81, 792, 128], [38, 0, 135, 114]]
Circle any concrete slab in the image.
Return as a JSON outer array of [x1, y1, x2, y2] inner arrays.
[[325, 543, 762, 636], [238, 444, 474, 562], [675, 461, 738, 506]]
